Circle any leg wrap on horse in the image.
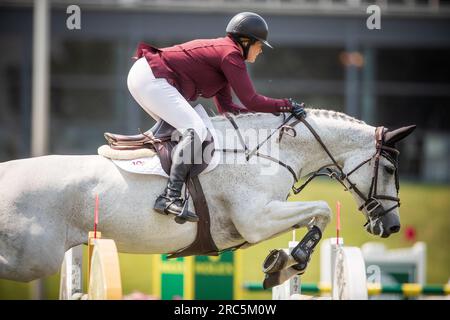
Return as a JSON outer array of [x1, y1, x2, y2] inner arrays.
[[154, 128, 202, 223], [261, 225, 322, 289], [291, 225, 322, 272]]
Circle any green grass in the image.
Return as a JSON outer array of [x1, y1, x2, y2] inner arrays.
[[1, 180, 449, 299]]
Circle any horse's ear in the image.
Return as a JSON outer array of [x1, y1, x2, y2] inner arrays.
[[384, 125, 417, 145]]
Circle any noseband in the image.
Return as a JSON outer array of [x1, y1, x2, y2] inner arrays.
[[220, 113, 401, 224]]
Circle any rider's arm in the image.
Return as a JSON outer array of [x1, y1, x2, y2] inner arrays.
[[213, 84, 249, 114], [221, 52, 292, 113]]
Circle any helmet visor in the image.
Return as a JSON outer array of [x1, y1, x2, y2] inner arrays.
[[255, 37, 273, 49]]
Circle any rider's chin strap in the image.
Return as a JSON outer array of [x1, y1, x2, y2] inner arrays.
[[230, 34, 255, 60]]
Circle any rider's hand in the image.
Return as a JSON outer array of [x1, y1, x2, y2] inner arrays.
[[228, 104, 248, 115], [288, 98, 307, 120]]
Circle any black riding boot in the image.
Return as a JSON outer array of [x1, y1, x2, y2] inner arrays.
[[153, 128, 200, 223]]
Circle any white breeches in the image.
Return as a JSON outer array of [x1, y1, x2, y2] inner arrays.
[[127, 57, 207, 142]]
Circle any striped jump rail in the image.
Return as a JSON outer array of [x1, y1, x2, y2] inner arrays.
[[244, 282, 450, 297]]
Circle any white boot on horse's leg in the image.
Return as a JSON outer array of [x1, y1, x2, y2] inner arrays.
[[153, 128, 200, 223]]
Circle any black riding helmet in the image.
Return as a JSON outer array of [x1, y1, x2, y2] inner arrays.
[[226, 12, 273, 59]]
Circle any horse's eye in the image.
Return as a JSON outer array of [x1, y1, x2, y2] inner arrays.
[[384, 165, 395, 175]]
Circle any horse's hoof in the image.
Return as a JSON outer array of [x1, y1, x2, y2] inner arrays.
[[263, 265, 306, 289], [263, 272, 282, 289], [262, 249, 289, 274]]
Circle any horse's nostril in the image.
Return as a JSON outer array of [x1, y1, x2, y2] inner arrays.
[[390, 225, 400, 233]]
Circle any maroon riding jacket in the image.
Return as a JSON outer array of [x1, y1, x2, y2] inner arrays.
[[133, 36, 292, 114]]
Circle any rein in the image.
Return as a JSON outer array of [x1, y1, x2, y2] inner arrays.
[[219, 113, 300, 183], [217, 113, 401, 223]]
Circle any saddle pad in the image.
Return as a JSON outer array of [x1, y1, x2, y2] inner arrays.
[[98, 144, 156, 160], [111, 104, 220, 178]]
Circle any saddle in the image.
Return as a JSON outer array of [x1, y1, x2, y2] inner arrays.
[[105, 121, 214, 177], [104, 121, 221, 258]]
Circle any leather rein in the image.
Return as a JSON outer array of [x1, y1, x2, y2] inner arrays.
[[218, 113, 401, 225]]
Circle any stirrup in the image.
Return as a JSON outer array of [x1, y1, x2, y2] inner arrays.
[[174, 199, 199, 224], [153, 194, 183, 215]]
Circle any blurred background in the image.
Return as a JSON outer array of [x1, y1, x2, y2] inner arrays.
[[0, 0, 449, 299]]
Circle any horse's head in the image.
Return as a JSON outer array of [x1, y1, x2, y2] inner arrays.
[[342, 125, 416, 238]]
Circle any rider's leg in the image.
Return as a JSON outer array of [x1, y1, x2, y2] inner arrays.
[[153, 128, 202, 222], [127, 57, 207, 142], [127, 57, 161, 122], [127, 57, 207, 222], [145, 83, 207, 221]]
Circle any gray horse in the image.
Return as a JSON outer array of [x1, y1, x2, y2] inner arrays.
[[0, 109, 415, 283]]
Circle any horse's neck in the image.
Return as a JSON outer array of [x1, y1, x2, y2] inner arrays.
[[211, 112, 376, 178], [291, 114, 376, 176]]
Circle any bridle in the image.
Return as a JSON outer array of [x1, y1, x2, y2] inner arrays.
[[218, 113, 401, 225]]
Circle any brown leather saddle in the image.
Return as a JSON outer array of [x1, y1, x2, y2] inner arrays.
[[105, 121, 214, 177], [104, 121, 220, 258]]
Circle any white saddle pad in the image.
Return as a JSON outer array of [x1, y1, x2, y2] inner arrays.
[[110, 104, 220, 178]]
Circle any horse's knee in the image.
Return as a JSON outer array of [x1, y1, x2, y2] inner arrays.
[[313, 201, 332, 231], [315, 201, 332, 218]]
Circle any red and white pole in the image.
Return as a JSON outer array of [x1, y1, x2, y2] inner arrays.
[[94, 194, 99, 239], [336, 201, 341, 246]]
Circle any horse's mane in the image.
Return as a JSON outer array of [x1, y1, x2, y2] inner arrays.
[[210, 108, 366, 125]]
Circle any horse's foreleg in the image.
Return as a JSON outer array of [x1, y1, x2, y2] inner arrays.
[[233, 200, 332, 290], [235, 200, 331, 244]]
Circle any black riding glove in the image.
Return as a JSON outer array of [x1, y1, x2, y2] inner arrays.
[[289, 99, 307, 120]]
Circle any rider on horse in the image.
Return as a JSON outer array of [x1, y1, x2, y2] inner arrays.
[[127, 12, 307, 223]]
